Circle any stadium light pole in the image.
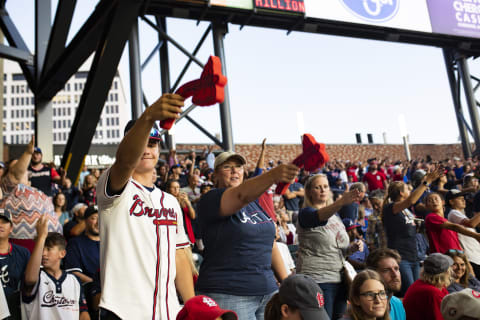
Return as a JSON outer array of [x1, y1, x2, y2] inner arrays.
[[398, 114, 411, 161]]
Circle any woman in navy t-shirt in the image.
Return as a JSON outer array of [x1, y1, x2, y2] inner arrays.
[[382, 169, 441, 296], [196, 151, 299, 320]]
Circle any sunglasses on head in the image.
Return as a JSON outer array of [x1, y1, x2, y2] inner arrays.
[[149, 128, 161, 141]]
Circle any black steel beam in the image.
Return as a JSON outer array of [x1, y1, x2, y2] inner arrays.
[[62, 0, 142, 184], [35, 0, 51, 83], [212, 21, 234, 151], [157, 16, 174, 149], [443, 49, 472, 158], [142, 16, 204, 68], [171, 24, 211, 92], [185, 115, 223, 147], [42, 0, 77, 76], [36, 0, 116, 100], [0, 9, 35, 89], [0, 43, 32, 63]]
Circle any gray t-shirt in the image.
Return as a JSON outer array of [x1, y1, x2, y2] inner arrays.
[[297, 208, 349, 283]]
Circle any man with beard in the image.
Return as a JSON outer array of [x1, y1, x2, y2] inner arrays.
[[366, 248, 406, 320], [362, 159, 388, 191], [28, 147, 62, 197], [65, 206, 100, 318]]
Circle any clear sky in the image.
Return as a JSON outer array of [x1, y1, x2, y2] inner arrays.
[[6, 0, 480, 145]]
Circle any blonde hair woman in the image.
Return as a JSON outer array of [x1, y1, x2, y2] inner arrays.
[[403, 253, 452, 320], [296, 174, 362, 319]]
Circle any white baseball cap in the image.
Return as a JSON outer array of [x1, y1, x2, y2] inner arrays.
[[441, 288, 480, 320]]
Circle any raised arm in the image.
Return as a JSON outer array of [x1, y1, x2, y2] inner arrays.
[[391, 169, 442, 214], [219, 164, 299, 216], [442, 220, 480, 242], [314, 189, 362, 222], [256, 138, 267, 171], [109, 94, 184, 193], [8, 136, 34, 184], [23, 215, 49, 293]]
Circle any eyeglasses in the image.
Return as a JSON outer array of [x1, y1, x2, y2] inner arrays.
[[221, 164, 243, 171], [359, 290, 387, 301]]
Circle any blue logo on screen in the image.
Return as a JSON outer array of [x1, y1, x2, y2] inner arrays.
[[340, 0, 399, 22]]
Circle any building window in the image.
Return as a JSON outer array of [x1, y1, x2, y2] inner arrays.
[[63, 120, 66, 128], [20, 110, 24, 117], [16, 98, 19, 105], [75, 71, 88, 79], [3, 98, 5, 105], [31, 97, 34, 104], [53, 108, 56, 116], [53, 121, 56, 129], [20, 97, 24, 105], [107, 130, 110, 138], [12, 73, 25, 81], [10, 110, 14, 118], [3, 74, 6, 81], [16, 110, 19, 118]]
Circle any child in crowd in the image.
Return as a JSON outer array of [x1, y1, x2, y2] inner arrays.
[[22, 215, 89, 320]]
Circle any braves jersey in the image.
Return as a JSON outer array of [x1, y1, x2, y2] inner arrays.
[[97, 169, 189, 320], [21, 268, 87, 320]]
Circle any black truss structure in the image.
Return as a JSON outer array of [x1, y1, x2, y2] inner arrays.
[[2, 0, 480, 183]]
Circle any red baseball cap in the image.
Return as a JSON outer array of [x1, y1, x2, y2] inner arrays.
[[176, 296, 238, 320]]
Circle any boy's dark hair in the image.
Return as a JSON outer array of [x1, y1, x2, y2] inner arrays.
[[366, 248, 401, 270], [45, 232, 67, 251]]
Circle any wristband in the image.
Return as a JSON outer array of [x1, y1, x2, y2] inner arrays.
[[422, 180, 430, 187]]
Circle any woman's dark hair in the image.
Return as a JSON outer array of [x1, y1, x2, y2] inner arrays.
[[348, 269, 390, 320], [53, 192, 67, 212], [264, 293, 298, 320], [163, 179, 179, 193]]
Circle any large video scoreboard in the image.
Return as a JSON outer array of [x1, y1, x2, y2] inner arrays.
[[207, 0, 480, 40]]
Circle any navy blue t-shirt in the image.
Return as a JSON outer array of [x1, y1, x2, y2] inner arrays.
[[64, 233, 100, 279], [382, 203, 417, 262], [283, 182, 303, 211], [196, 188, 277, 296], [1, 242, 30, 317], [0, 243, 30, 297], [63, 219, 79, 241]]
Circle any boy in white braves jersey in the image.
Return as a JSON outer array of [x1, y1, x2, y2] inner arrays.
[[97, 93, 194, 319], [22, 215, 89, 320]]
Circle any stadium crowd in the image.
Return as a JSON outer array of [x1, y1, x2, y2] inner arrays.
[[3, 118, 480, 319]]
